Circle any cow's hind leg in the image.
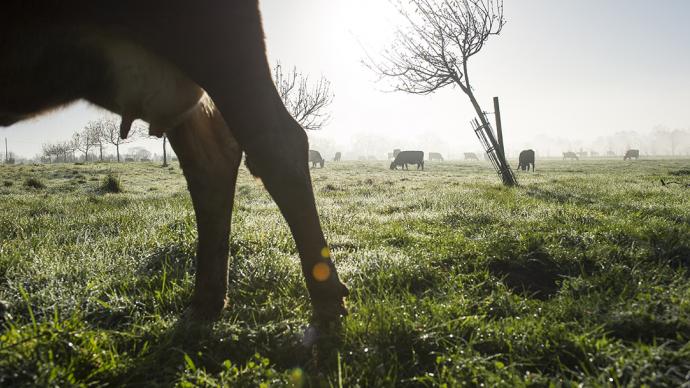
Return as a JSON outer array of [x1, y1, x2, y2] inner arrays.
[[167, 102, 241, 320]]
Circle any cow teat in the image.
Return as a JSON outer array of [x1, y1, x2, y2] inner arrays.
[[120, 115, 134, 140]]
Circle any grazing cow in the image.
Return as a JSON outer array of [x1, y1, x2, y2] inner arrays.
[[517, 149, 535, 172], [563, 152, 579, 160], [624, 149, 640, 160], [393, 149, 401, 157], [464, 152, 479, 160], [429, 152, 444, 162], [390, 151, 424, 170], [309, 150, 325, 168], [1, 1, 348, 326], [333, 152, 341, 162]]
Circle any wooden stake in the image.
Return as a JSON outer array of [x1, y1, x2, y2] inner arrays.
[[493, 97, 505, 160]]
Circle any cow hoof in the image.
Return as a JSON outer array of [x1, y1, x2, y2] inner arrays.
[[184, 298, 226, 322], [301, 317, 343, 349], [311, 282, 349, 324], [302, 325, 320, 348]]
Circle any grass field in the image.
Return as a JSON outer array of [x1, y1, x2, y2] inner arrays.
[[0, 159, 689, 386]]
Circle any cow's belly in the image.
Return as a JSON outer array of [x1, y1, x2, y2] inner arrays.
[[95, 35, 206, 137]]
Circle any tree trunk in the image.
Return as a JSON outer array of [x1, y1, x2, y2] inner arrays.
[[99, 144, 103, 161], [162, 135, 168, 166], [116, 143, 120, 162], [466, 91, 516, 186]]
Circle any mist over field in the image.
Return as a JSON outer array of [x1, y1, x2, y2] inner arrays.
[[2, 1, 689, 163]]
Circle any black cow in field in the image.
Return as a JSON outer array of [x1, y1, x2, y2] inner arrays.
[[517, 149, 535, 171], [429, 152, 444, 161], [333, 152, 341, 162], [0, 1, 348, 327], [624, 149, 640, 160], [390, 151, 424, 170], [563, 152, 579, 160], [464, 152, 479, 160], [309, 150, 325, 168]]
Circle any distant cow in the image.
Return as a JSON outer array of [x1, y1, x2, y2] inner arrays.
[[333, 152, 341, 162], [517, 149, 535, 171], [464, 152, 479, 160], [624, 149, 640, 160], [563, 152, 579, 160], [390, 151, 424, 170], [429, 152, 444, 162], [309, 150, 325, 168]]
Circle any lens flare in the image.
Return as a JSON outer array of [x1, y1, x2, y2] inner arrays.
[[312, 262, 331, 282]]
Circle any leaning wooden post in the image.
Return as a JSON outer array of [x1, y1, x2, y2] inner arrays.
[[493, 97, 505, 160]]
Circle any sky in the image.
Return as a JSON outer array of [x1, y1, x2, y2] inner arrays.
[[3, 0, 690, 159]]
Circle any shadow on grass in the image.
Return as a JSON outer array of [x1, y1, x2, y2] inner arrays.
[[525, 186, 595, 205], [486, 234, 594, 300], [488, 258, 561, 299], [111, 316, 345, 386]]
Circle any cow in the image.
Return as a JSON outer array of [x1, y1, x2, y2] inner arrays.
[[429, 152, 444, 162], [464, 152, 479, 161], [563, 152, 579, 160], [624, 149, 640, 160], [517, 149, 535, 172], [393, 149, 401, 157], [390, 151, 424, 170], [333, 152, 341, 162], [309, 150, 325, 168], [1, 1, 348, 329]]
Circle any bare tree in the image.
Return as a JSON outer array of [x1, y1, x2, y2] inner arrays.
[[41, 143, 58, 163], [273, 62, 334, 131], [72, 128, 97, 162], [84, 120, 107, 161], [162, 134, 168, 166], [367, 0, 515, 185], [98, 115, 141, 162]]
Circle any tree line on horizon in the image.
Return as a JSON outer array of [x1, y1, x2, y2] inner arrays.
[[39, 116, 169, 164]]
